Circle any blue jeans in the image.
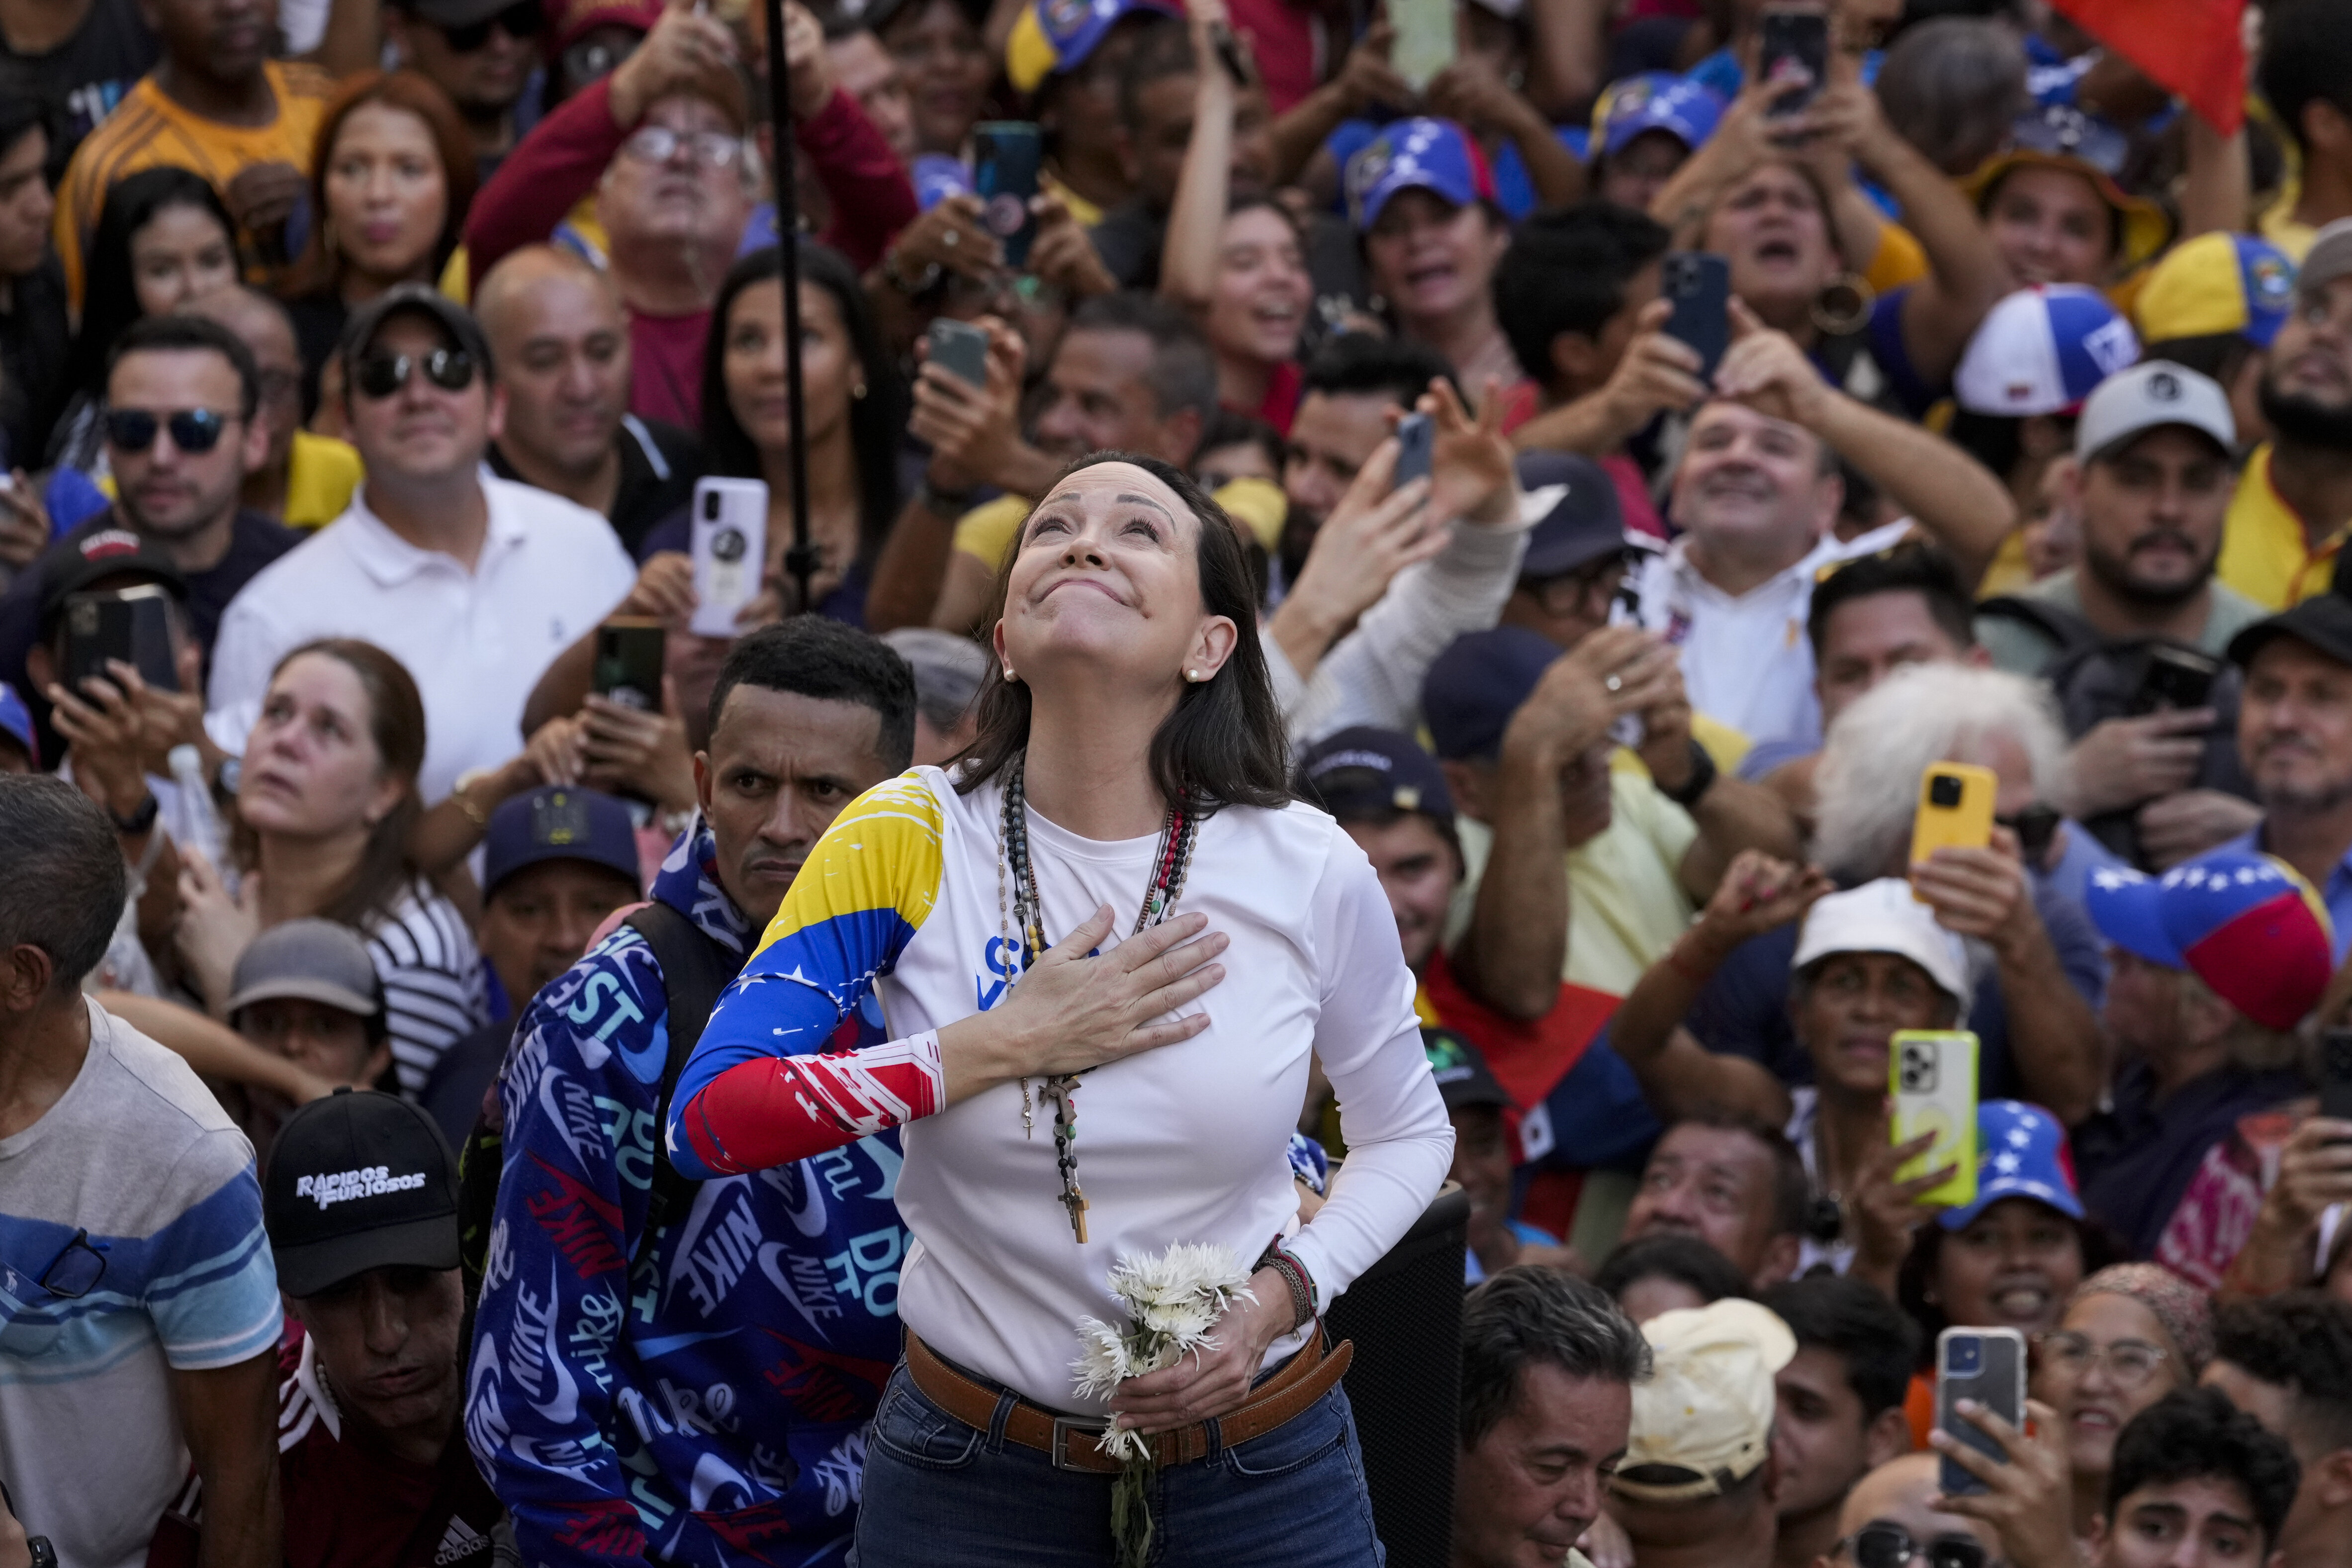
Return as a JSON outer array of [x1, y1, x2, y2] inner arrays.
[[855, 1354, 1387, 1567]]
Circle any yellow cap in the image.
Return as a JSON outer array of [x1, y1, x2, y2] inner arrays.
[[1006, 4, 1055, 93], [1213, 475, 1286, 554]]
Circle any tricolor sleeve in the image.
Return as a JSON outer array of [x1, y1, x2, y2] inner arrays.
[[666, 776, 949, 1179]]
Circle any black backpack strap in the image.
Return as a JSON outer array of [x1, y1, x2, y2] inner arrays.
[[1975, 593, 2105, 658], [623, 902, 745, 1268]]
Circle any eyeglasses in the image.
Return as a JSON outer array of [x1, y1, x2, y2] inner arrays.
[[2035, 1330, 2171, 1389], [620, 124, 744, 169], [1839, 1524, 1988, 1568], [2006, 104, 2130, 180], [439, 0, 542, 52], [1522, 551, 1635, 619], [354, 348, 477, 400], [103, 408, 233, 454], [0, 1228, 111, 1359], [1997, 803, 2062, 863]]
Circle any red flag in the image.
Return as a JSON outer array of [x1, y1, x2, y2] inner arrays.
[[2049, 0, 2246, 136]]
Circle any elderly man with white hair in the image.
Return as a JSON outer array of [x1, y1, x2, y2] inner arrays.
[[1616, 663, 2110, 1165]]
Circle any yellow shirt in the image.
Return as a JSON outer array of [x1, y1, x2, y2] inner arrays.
[[2217, 444, 2347, 610], [54, 61, 337, 311], [1445, 772, 1699, 1002], [283, 429, 362, 529], [952, 475, 1285, 566]]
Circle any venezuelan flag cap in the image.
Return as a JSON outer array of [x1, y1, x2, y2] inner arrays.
[[2088, 851, 2333, 1030], [1005, 0, 1177, 93]]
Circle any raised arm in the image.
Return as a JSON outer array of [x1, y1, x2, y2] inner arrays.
[[1714, 302, 2015, 589], [171, 1352, 283, 1568], [1265, 22, 1410, 189], [1609, 851, 1824, 1126], [1160, 1, 1239, 316], [783, 0, 918, 272]]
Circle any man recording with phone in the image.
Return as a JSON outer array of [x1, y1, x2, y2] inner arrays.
[[1973, 363, 2267, 871]]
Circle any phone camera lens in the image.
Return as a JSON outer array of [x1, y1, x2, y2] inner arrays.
[[1929, 775, 1964, 809], [1945, 1339, 1984, 1376], [703, 490, 722, 521]]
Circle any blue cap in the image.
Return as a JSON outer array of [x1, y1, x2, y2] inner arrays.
[[912, 154, 974, 211], [1006, 0, 1178, 92], [1422, 626, 1560, 762], [1345, 118, 1497, 232], [2085, 865, 2180, 966], [1593, 72, 1725, 160], [1938, 1100, 2084, 1231], [0, 682, 35, 767], [2088, 851, 2333, 1030], [1953, 285, 2140, 417], [1295, 727, 1455, 822], [481, 786, 641, 898], [1517, 452, 1630, 578]]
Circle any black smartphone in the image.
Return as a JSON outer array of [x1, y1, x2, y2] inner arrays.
[[1758, 8, 1830, 116], [592, 618, 666, 712], [973, 122, 1043, 270], [1936, 1327, 2025, 1496], [927, 318, 991, 387], [1393, 413, 1435, 488], [1661, 251, 1732, 380], [62, 586, 178, 693], [2323, 1029, 2352, 1122], [2132, 645, 2220, 716]]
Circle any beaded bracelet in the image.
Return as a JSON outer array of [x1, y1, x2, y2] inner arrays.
[[1256, 1246, 1316, 1330]]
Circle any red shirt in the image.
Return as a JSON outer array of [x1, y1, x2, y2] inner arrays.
[[630, 309, 711, 429], [148, 1324, 502, 1568], [1246, 357, 1303, 435], [1227, 0, 1320, 114]]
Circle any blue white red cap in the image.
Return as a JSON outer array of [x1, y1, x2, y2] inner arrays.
[[1953, 284, 2140, 417], [911, 154, 974, 211], [1345, 118, 1497, 232], [1592, 73, 1725, 160], [2086, 851, 2332, 1030], [1938, 1100, 2083, 1231]]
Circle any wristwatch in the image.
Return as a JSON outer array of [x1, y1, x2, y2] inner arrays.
[[916, 477, 978, 516], [1657, 739, 1718, 809], [111, 791, 160, 835]]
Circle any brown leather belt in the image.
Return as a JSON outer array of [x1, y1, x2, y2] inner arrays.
[[904, 1328, 1354, 1474]]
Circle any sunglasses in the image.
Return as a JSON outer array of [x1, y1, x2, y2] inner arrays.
[[440, 0, 542, 51], [1996, 803, 2061, 863], [620, 124, 744, 169], [355, 348, 477, 400], [1840, 1524, 1988, 1568], [0, 1228, 110, 1359], [104, 408, 232, 454]]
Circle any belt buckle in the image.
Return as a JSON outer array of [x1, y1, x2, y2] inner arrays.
[[1050, 1414, 1109, 1470]]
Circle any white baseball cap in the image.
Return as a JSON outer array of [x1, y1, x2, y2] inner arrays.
[[2074, 360, 2237, 463], [2301, 217, 2352, 296], [1615, 1299, 1796, 1503], [1954, 284, 2140, 417], [1792, 879, 1971, 1009]]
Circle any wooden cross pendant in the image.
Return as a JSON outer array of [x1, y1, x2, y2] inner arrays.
[[1062, 1184, 1090, 1244]]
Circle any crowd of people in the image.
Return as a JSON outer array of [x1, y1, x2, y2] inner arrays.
[[15, 0, 2352, 1559]]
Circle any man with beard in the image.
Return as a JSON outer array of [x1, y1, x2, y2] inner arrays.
[[2215, 589, 2352, 956], [1974, 363, 2267, 865], [2219, 219, 2352, 608]]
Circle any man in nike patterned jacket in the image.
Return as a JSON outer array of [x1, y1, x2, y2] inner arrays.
[[465, 621, 919, 1565]]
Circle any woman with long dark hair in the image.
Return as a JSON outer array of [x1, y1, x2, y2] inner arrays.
[[664, 452, 1451, 1563], [175, 638, 485, 1098], [281, 70, 478, 403], [52, 169, 241, 471], [639, 240, 906, 622]]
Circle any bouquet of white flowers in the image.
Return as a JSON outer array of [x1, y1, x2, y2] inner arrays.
[[1071, 1241, 1256, 1567]]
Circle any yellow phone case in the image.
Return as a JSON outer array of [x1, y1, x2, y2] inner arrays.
[[1891, 1030, 1979, 1209], [1910, 762, 1997, 865]]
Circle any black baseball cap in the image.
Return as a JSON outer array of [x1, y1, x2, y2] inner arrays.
[[1422, 626, 1561, 762], [2228, 590, 2352, 674], [340, 282, 496, 385], [265, 1089, 460, 1297], [1423, 1026, 1510, 1111], [482, 785, 642, 899], [1516, 452, 1630, 579], [35, 528, 187, 633], [1295, 726, 1455, 822]]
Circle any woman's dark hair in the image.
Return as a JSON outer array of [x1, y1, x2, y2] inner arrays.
[[953, 451, 1290, 811], [232, 639, 429, 932], [702, 241, 908, 577], [61, 167, 237, 407], [1948, 408, 2079, 488], [1896, 1201, 2125, 1365], [1592, 1231, 1754, 1308], [285, 70, 478, 300]]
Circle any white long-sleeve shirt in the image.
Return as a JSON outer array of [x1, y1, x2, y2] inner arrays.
[[678, 767, 1455, 1412], [1267, 498, 1535, 751]]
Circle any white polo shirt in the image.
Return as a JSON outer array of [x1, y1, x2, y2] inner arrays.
[[207, 474, 636, 803], [1630, 518, 1912, 750]]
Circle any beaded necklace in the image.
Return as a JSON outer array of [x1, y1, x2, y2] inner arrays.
[[995, 749, 1199, 1243]]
